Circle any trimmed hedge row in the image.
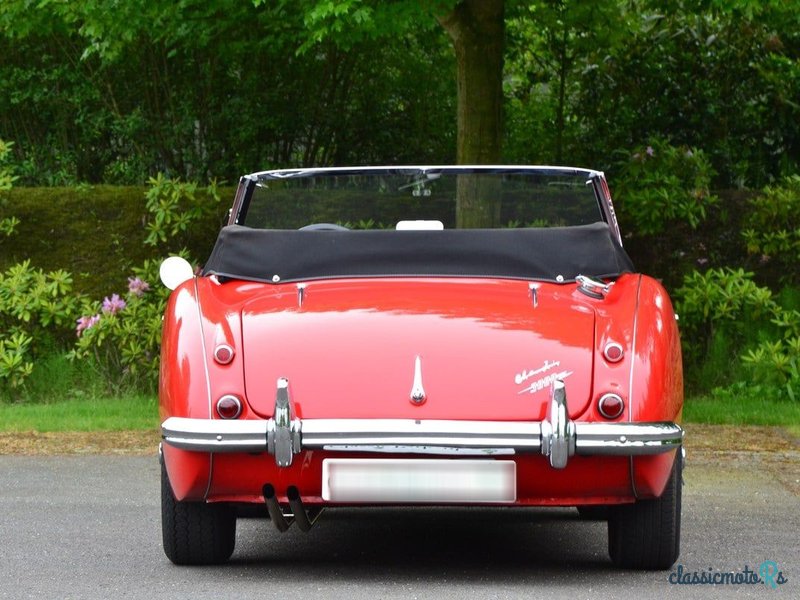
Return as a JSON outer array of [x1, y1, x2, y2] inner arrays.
[[1, 185, 758, 297], [1, 186, 233, 297]]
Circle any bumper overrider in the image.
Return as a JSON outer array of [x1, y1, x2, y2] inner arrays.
[[162, 379, 683, 470]]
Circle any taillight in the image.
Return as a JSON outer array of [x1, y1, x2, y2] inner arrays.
[[603, 342, 624, 363], [598, 393, 625, 419], [214, 344, 235, 365], [216, 395, 243, 419]]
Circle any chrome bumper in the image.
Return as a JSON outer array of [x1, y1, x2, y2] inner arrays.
[[161, 380, 683, 470]]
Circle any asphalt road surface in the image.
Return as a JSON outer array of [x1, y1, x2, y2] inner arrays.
[[1, 449, 797, 599]]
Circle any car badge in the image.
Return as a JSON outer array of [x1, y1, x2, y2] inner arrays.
[[409, 355, 426, 404], [515, 359, 573, 395]]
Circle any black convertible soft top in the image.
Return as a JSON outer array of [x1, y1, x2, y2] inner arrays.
[[202, 222, 634, 284]]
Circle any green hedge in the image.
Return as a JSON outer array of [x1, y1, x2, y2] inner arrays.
[[0, 185, 765, 298], [0, 186, 233, 297]]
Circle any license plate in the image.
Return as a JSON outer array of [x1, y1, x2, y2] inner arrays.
[[321, 458, 516, 503]]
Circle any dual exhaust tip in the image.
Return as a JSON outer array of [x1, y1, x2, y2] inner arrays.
[[262, 484, 322, 532]]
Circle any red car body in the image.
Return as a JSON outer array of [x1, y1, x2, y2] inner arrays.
[[159, 167, 683, 568]]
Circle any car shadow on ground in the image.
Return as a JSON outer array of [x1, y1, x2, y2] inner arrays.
[[225, 507, 617, 580]]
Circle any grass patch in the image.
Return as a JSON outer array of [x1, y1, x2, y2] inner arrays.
[[4, 392, 798, 432], [785, 425, 800, 439], [0, 394, 157, 432], [0, 351, 159, 432], [685, 394, 800, 426]]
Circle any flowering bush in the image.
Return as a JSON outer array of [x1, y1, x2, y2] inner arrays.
[[615, 139, 718, 236], [70, 261, 169, 390], [70, 259, 175, 392]]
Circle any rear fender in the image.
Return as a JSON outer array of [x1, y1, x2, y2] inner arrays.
[[629, 275, 683, 498]]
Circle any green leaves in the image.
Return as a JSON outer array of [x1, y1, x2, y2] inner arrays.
[[71, 257, 174, 392], [0, 332, 34, 389], [285, 0, 447, 53], [144, 174, 220, 248], [676, 267, 800, 397], [615, 139, 718, 236], [741, 175, 800, 284], [0, 260, 83, 388], [0, 138, 18, 192]]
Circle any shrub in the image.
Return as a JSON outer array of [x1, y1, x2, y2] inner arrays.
[[741, 174, 800, 285], [0, 261, 84, 389], [676, 267, 799, 398], [676, 267, 778, 345], [614, 139, 718, 236], [144, 174, 222, 249], [69, 258, 176, 392], [0, 138, 17, 192], [1, 138, 19, 237]]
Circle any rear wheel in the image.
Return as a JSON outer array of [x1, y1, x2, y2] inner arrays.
[[607, 453, 682, 569], [161, 461, 236, 565]]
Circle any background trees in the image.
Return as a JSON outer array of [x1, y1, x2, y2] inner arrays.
[[0, 0, 796, 188]]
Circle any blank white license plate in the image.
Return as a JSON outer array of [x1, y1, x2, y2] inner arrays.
[[322, 458, 516, 503]]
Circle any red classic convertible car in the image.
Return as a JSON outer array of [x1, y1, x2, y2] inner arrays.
[[159, 166, 683, 569]]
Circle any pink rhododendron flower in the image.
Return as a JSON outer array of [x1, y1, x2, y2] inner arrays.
[[102, 293, 127, 315], [645, 145, 655, 157], [128, 276, 150, 297], [76, 314, 101, 336]]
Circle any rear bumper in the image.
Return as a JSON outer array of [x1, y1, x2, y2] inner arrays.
[[162, 382, 682, 470], [163, 415, 681, 452]]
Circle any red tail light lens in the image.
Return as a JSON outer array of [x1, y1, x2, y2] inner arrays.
[[214, 344, 235, 365], [603, 342, 624, 363], [598, 393, 624, 419], [216, 395, 242, 419]]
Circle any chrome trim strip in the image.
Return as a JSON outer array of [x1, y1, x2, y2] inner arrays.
[[250, 165, 602, 181], [162, 416, 682, 459]]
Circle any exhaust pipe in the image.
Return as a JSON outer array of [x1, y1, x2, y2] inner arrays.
[[262, 484, 292, 532], [287, 486, 323, 532]]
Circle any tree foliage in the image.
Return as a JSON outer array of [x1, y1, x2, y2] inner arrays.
[[0, 0, 456, 183], [0, 0, 797, 188]]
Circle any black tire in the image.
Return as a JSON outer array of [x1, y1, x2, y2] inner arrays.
[[607, 452, 682, 569], [161, 461, 236, 565]]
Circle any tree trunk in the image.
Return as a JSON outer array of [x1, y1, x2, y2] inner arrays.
[[438, 0, 505, 228]]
